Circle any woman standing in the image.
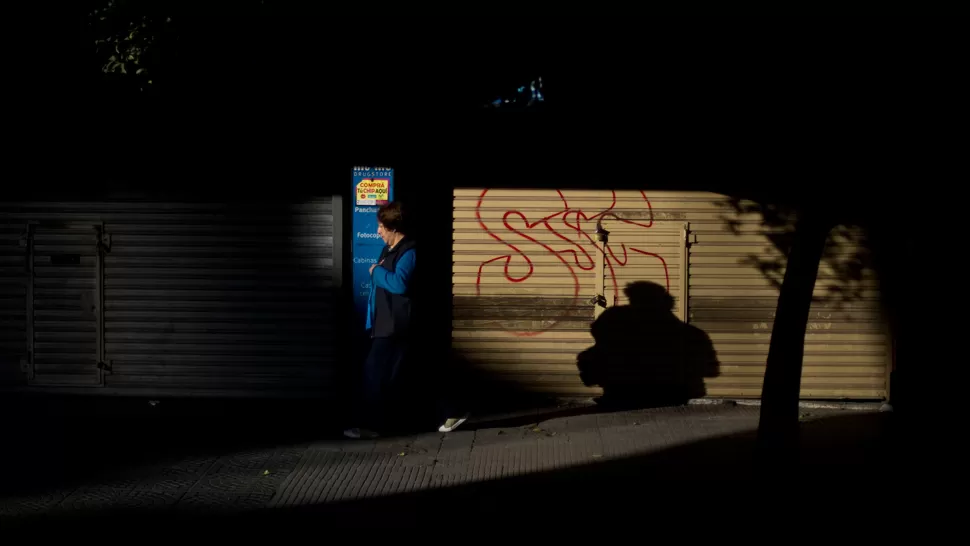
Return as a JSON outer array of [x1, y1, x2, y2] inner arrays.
[[344, 202, 417, 439]]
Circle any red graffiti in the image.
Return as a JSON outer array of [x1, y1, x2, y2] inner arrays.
[[475, 189, 670, 336]]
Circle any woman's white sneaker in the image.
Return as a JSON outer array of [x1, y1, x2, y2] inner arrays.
[[438, 415, 469, 433]]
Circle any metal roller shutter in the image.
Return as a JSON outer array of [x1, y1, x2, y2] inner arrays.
[[453, 189, 890, 401], [0, 223, 27, 385], [690, 219, 888, 399], [453, 189, 687, 398], [29, 224, 103, 386], [1, 200, 339, 398]]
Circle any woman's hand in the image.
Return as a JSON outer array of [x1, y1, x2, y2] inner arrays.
[[370, 260, 383, 275]]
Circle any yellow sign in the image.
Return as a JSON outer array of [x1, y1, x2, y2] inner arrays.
[[356, 178, 390, 206]]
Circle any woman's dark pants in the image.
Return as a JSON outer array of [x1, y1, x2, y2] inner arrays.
[[361, 336, 407, 431]]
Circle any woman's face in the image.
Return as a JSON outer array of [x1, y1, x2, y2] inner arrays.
[[377, 222, 393, 246]]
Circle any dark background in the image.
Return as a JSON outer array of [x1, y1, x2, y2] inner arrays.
[[20, 15, 958, 197], [8, 13, 955, 418], [0, 15, 955, 523]]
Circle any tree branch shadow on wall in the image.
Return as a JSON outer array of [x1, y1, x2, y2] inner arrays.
[[715, 196, 915, 410], [716, 197, 874, 311]]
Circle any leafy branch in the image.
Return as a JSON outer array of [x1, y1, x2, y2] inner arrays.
[[87, 0, 174, 90]]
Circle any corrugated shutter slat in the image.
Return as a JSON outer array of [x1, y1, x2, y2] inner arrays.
[[0, 224, 26, 385], [1, 200, 338, 397], [454, 189, 889, 401]]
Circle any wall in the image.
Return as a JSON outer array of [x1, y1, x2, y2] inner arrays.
[[0, 199, 340, 398], [452, 188, 889, 401]]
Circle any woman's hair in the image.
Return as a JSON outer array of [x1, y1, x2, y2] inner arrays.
[[377, 201, 406, 233]]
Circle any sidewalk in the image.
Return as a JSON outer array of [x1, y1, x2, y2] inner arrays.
[[1, 403, 894, 530]]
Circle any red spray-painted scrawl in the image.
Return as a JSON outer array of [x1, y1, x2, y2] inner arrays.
[[475, 189, 670, 336]]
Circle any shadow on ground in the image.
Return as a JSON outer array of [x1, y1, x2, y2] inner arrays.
[[0, 394, 336, 499], [0, 390, 596, 501], [6, 410, 899, 532]]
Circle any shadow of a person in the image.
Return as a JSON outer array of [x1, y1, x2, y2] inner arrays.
[[577, 281, 720, 409]]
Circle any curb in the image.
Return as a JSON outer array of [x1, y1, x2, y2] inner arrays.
[[687, 398, 884, 411]]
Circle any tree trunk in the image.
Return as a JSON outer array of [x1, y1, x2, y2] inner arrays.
[[757, 216, 830, 462]]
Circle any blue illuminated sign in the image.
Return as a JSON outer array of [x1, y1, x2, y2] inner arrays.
[[351, 167, 394, 330]]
